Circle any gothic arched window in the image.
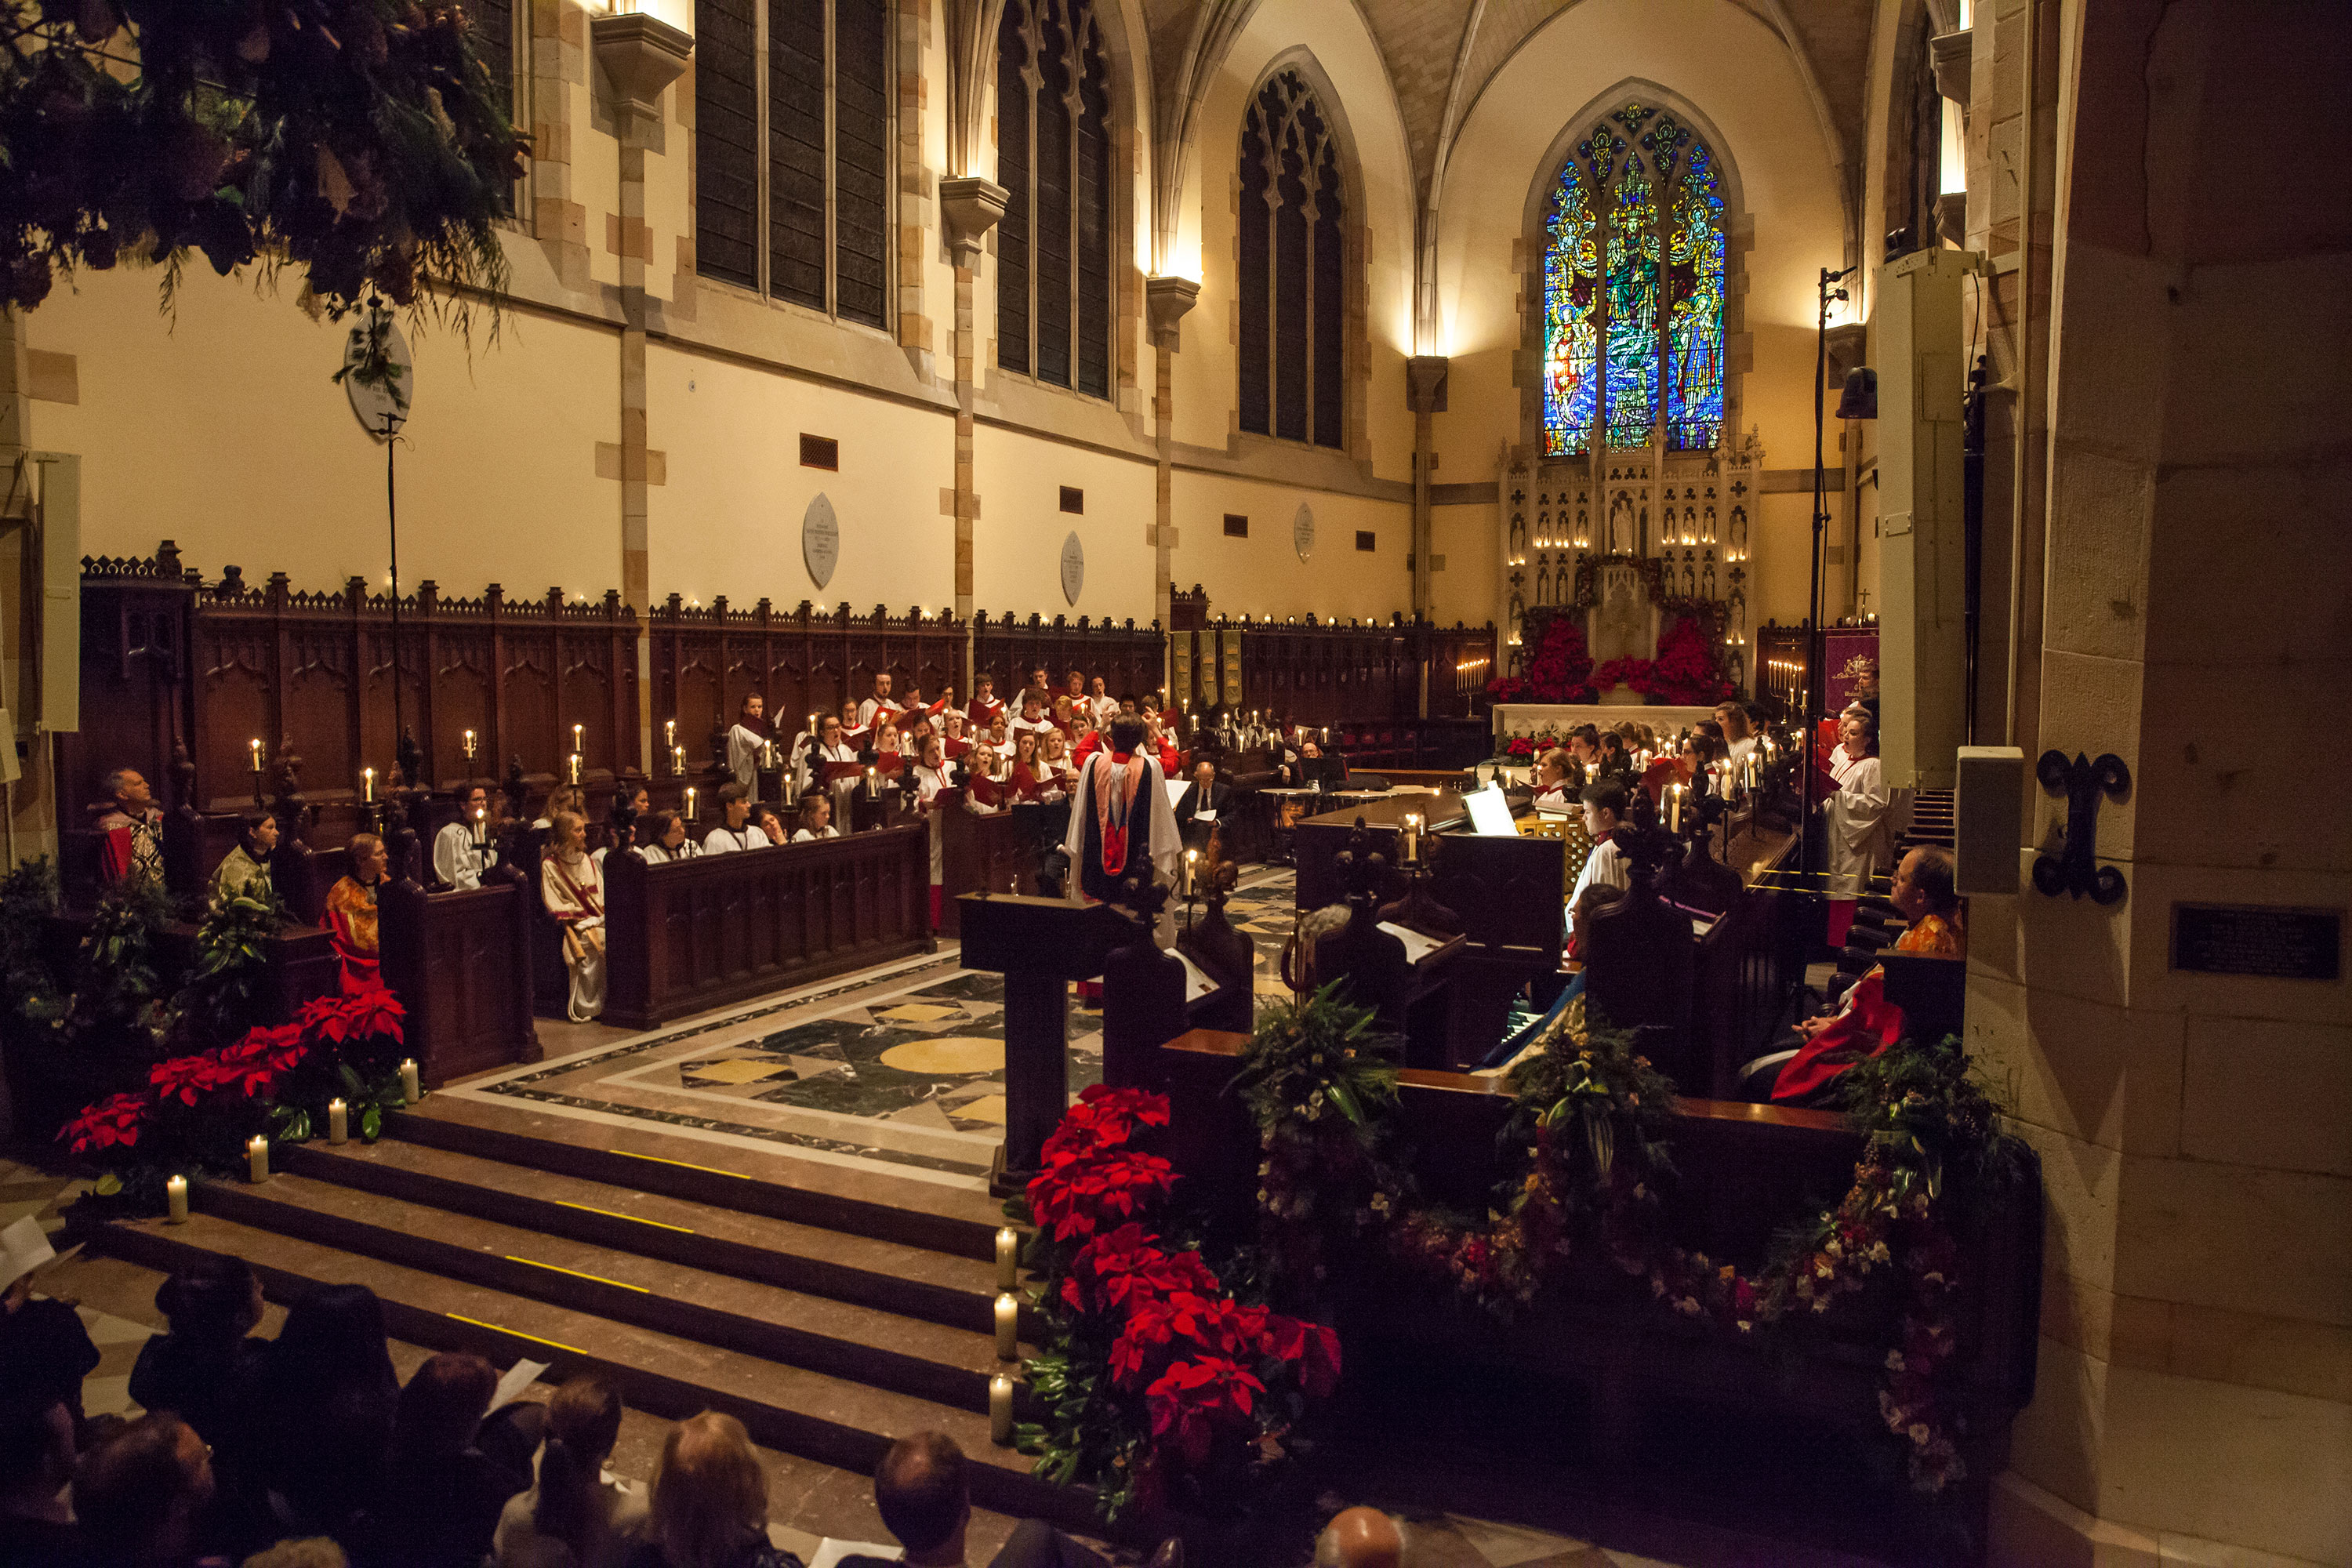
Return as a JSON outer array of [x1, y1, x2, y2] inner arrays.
[[997, 0, 1113, 398], [1543, 103, 1726, 457], [1239, 70, 1345, 449]]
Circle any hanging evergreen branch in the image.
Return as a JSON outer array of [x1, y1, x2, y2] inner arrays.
[[0, 0, 527, 345]]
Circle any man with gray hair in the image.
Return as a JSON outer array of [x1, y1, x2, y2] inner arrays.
[[1315, 1506, 1406, 1568], [94, 766, 165, 888]]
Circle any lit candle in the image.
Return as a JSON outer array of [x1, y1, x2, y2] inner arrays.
[[463, 728, 478, 760], [807, 713, 818, 738], [472, 808, 488, 846], [1184, 848, 1199, 896], [1666, 785, 1682, 834], [867, 767, 879, 799], [328, 1098, 348, 1144], [990, 1374, 1015, 1446], [684, 786, 699, 822], [572, 723, 586, 756], [166, 1174, 188, 1223], [1321, 727, 1330, 744], [665, 719, 677, 750], [996, 1227, 1020, 1290], [249, 739, 264, 774], [400, 1058, 421, 1104], [994, 1292, 1019, 1360], [567, 752, 582, 785], [246, 1135, 269, 1184], [672, 744, 687, 776], [361, 766, 376, 803]]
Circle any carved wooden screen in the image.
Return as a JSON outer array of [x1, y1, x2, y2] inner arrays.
[[971, 612, 1167, 706], [648, 600, 965, 757]]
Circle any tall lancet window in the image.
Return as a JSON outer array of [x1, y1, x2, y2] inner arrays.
[[996, 0, 1113, 397], [1543, 103, 1727, 457], [1239, 70, 1345, 449]]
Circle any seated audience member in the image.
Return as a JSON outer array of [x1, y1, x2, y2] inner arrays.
[[214, 811, 280, 905], [703, 786, 768, 855], [534, 786, 584, 833], [824, 1431, 1178, 1568], [128, 1257, 267, 1456], [240, 1284, 398, 1543], [1172, 760, 1229, 851], [71, 1413, 216, 1568], [363, 1352, 543, 1568], [752, 808, 786, 847], [1566, 780, 1632, 938], [792, 793, 840, 841], [94, 765, 166, 889], [624, 1412, 803, 1568], [1759, 846, 1965, 1106], [0, 1393, 81, 1568], [1530, 748, 1576, 811], [325, 835, 390, 989], [495, 1377, 644, 1568], [543, 811, 608, 1023], [638, 811, 693, 865], [434, 785, 499, 891], [1315, 1508, 1405, 1568]]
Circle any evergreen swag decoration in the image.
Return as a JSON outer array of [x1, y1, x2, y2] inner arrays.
[[0, 0, 528, 351], [1007, 1084, 1341, 1524], [1232, 1001, 2027, 1494]]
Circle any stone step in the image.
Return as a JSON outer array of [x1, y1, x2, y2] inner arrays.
[[95, 1211, 1095, 1534], [279, 1136, 1016, 1338], [385, 1093, 1010, 1258], [189, 1172, 1019, 1413]]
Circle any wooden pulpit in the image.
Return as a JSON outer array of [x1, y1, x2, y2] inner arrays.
[[955, 892, 1139, 1195]]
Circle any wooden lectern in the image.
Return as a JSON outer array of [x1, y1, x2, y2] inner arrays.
[[955, 892, 1139, 1196]]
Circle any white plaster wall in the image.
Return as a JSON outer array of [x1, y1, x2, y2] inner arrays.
[[971, 426, 1156, 624], [1169, 470, 1410, 622]]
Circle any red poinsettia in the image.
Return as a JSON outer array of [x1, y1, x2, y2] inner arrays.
[[1524, 617, 1595, 703], [60, 1091, 150, 1154], [1029, 1149, 1179, 1243], [1259, 1312, 1343, 1399], [148, 1052, 238, 1107], [1145, 1357, 1267, 1467], [299, 981, 406, 1047], [1062, 1224, 1221, 1316]]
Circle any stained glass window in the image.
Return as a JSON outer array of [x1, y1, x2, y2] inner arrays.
[[1542, 103, 1727, 457]]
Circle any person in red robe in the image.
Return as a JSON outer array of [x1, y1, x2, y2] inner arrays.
[[94, 768, 165, 889]]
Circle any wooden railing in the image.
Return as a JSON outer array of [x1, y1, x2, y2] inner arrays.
[[971, 612, 1167, 706], [380, 877, 540, 1087], [601, 824, 932, 1029]]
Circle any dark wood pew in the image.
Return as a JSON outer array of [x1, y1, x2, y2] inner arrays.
[[601, 825, 932, 1030], [379, 877, 541, 1087]]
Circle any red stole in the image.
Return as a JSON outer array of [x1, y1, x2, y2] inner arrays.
[[1091, 752, 1146, 876]]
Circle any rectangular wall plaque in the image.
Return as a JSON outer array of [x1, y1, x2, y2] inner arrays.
[[2169, 903, 2343, 982]]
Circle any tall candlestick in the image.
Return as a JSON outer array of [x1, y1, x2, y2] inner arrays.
[[684, 786, 699, 822], [166, 1174, 188, 1223], [996, 1227, 1020, 1290], [567, 753, 582, 785], [361, 766, 376, 803], [472, 808, 488, 846], [994, 1293, 1019, 1360], [672, 745, 687, 776], [1184, 848, 1199, 897], [400, 1058, 421, 1104], [572, 723, 585, 756], [249, 739, 264, 774], [989, 1374, 1015, 1446], [463, 728, 477, 760], [246, 1135, 269, 1184], [867, 768, 879, 799], [328, 1098, 349, 1144], [665, 719, 677, 750]]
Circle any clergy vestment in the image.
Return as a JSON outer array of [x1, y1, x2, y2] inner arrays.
[[431, 819, 495, 891], [1061, 750, 1181, 914], [212, 845, 272, 906], [325, 875, 383, 991], [542, 849, 607, 1023], [96, 806, 165, 889]]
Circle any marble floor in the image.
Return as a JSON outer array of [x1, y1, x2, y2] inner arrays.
[[449, 869, 1305, 1192]]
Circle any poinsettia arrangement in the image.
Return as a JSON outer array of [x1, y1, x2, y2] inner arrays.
[[59, 982, 410, 1207], [1643, 615, 1735, 705], [1011, 1084, 1341, 1522]]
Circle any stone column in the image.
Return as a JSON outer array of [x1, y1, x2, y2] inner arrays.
[[1973, 5, 2351, 1563], [591, 11, 691, 771], [941, 180, 1009, 658], [1145, 277, 1200, 653], [1406, 356, 1449, 628]]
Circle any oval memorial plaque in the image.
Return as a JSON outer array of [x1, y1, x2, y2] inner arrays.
[[1059, 531, 1085, 605], [803, 493, 840, 590], [1293, 503, 1315, 561]]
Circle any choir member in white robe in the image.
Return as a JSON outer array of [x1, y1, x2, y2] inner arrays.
[[1087, 677, 1120, 728], [1530, 749, 1577, 811], [967, 672, 1007, 732], [702, 785, 768, 855], [637, 811, 695, 863], [857, 673, 902, 732], [433, 785, 499, 890], [1821, 710, 1892, 946], [912, 739, 954, 921], [532, 785, 583, 833], [726, 694, 771, 802], [595, 785, 650, 873], [541, 811, 607, 1022], [792, 793, 840, 841], [802, 714, 859, 793], [1061, 717, 1183, 945], [1566, 780, 1633, 940]]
